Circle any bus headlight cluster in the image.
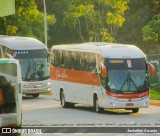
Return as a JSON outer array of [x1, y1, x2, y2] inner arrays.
[[110, 103, 115, 107], [47, 82, 51, 86], [48, 87, 51, 91]]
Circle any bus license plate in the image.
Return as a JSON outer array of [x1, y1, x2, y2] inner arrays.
[[32, 90, 39, 92], [126, 103, 134, 106]]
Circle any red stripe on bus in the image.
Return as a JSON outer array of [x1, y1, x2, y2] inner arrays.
[[50, 66, 101, 86], [106, 91, 149, 98]]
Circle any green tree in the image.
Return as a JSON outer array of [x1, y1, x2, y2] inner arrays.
[[142, 14, 160, 54], [141, 0, 160, 53], [63, 0, 130, 42], [117, 0, 160, 53], [142, 15, 160, 42], [0, 0, 56, 45], [35, 0, 74, 45]]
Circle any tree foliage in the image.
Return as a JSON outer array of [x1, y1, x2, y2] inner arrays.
[[0, 0, 56, 44], [142, 15, 160, 42], [142, 0, 160, 43], [1, 0, 160, 52], [63, 0, 130, 42]]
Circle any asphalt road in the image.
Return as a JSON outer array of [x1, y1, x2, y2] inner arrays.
[[21, 95, 160, 135]]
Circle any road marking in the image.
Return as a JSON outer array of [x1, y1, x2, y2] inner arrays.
[[23, 104, 60, 111]]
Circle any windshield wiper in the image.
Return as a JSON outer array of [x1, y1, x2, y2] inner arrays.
[[25, 65, 30, 80], [119, 71, 129, 91], [119, 70, 138, 92]]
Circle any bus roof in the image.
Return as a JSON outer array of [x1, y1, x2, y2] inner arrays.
[[0, 35, 47, 50], [51, 42, 146, 59]]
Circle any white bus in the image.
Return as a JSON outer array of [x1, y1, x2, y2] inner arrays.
[[0, 36, 51, 98], [50, 42, 155, 113], [0, 59, 22, 131]]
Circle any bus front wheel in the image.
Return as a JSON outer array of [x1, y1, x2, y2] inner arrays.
[[60, 91, 73, 108], [60, 91, 74, 108], [32, 94, 39, 98], [132, 108, 139, 113], [94, 96, 104, 113]]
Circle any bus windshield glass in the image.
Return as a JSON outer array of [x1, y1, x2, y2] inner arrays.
[[12, 49, 49, 81], [105, 58, 148, 93]]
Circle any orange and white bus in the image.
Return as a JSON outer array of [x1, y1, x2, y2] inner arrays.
[[50, 42, 155, 113]]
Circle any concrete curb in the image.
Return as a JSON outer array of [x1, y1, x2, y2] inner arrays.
[[150, 100, 160, 106], [41, 91, 52, 96]]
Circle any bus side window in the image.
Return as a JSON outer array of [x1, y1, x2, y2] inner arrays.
[[97, 55, 106, 89], [75, 52, 81, 70], [60, 50, 65, 68], [67, 51, 72, 69], [54, 50, 59, 68], [64, 50, 68, 69], [71, 52, 76, 70], [88, 53, 96, 72], [2, 46, 12, 58], [50, 50, 54, 67]]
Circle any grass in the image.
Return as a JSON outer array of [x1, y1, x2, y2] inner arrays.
[[150, 90, 160, 100]]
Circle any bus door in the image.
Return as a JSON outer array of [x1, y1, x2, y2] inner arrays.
[[0, 59, 22, 130]]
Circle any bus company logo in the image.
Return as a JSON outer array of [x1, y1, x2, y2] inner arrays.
[[55, 70, 68, 80]]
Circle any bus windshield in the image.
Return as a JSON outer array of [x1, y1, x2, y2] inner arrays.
[[13, 49, 50, 81], [105, 58, 149, 93], [108, 70, 148, 93]]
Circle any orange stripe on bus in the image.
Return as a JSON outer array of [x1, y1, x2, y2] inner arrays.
[[50, 66, 101, 86], [106, 91, 149, 98]]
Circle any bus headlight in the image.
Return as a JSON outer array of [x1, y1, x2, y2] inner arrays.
[[47, 82, 51, 86], [144, 102, 148, 106], [110, 103, 115, 107]]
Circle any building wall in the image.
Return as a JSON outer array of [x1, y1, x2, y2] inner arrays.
[[0, 0, 15, 17]]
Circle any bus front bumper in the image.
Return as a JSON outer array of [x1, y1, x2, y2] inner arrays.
[[100, 96, 150, 109], [22, 85, 51, 94]]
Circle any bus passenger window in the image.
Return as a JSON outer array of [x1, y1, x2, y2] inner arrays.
[[54, 50, 59, 68]]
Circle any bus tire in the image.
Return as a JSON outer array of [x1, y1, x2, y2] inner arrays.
[[94, 95, 104, 113], [32, 94, 39, 98], [60, 91, 72, 108], [132, 108, 139, 113]]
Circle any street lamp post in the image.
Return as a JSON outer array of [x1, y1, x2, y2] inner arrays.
[[43, 0, 47, 48]]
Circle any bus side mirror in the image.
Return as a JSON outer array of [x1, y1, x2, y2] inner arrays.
[[147, 62, 155, 77], [100, 62, 107, 78]]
